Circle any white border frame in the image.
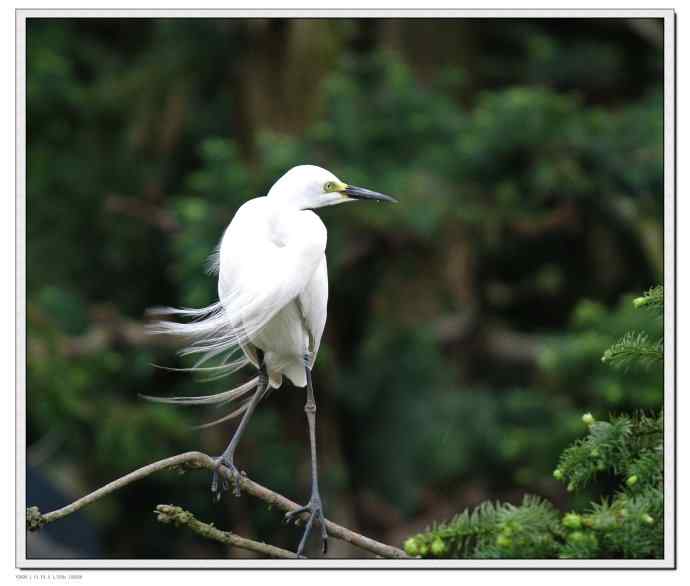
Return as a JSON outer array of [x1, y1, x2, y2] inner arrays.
[[15, 8, 676, 570]]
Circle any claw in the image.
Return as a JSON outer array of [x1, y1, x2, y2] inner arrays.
[[285, 504, 310, 524], [210, 454, 242, 500], [321, 519, 328, 554], [287, 496, 328, 557]]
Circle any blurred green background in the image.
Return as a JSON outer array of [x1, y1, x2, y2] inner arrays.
[[26, 17, 664, 559]]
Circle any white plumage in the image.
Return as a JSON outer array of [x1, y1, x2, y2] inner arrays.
[[150, 166, 338, 401], [218, 195, 328, 388], [147, 164, 397, 555]]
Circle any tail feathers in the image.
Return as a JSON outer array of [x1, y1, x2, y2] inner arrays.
[[145, 293, 281, 427], [192, 398, 254, 429], [192, 381, 272, 429], [147, 294, 278, 376], [139, 376, 259, 407], [140, 375, 269, 429], [148, 277, 290, 375], [147, 302, 249, 374]]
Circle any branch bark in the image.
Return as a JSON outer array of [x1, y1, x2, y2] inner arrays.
[[154, 504, 299, 559], [26, 451, 409, 559]]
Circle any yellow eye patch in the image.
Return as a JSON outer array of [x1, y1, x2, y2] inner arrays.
[[323, 180, 348, 193]]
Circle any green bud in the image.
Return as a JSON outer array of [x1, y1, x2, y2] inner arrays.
[[553, 468, 563, 480], [431, 537, 446, 556], [582, 413, 595, 426], [562, 513, 582, 530], [633, 296, 646, 308], [403, 538, 419, 556], [419, 544, 429, 556], [626, 475, 638, 487], [496, 534, 512, 548], [590, 448, 600, 458], [568, 531, 586, 544], [567, 482, 576, 492], [642, 514, 654, 525]]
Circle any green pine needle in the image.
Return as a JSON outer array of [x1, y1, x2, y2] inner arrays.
[[633, 286, 664, 314], [601, 332, 663, 371]]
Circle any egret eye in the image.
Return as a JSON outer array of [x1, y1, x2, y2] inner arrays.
[[324, 181, 336, 193]]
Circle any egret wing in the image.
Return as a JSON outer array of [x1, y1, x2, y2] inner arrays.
[[219, 270, 260, 369], [298, 256, 328, 368], [152, 199, 327, 374], [216, 202, 327, 357]]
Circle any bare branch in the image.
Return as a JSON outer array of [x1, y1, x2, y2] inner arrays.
[[154, 504, 298, 559], [26, 451, 409, 559]]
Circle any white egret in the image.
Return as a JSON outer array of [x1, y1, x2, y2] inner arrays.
[[147, 165, 397, 556]]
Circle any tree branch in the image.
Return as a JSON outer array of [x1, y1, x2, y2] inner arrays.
[[26, 451, 409, 559], [154, 504, 299, 559]]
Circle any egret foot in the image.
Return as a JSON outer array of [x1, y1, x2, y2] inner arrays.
[[285, 493, 328, 556], [210, 454, 242, 500]]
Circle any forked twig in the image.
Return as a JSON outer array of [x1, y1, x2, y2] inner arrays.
[[26, 451, 409, 559]]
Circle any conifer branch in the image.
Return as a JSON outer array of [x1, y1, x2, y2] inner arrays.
[[632, 285, 664, 313], [404, 284, 665, 560], [601, 331, 663, 371], [404, 495, 563, 559]]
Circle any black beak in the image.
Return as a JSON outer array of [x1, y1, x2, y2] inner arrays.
[[343, 185, 398, 203]]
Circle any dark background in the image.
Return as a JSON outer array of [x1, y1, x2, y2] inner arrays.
[[26, 17, 664, 558]]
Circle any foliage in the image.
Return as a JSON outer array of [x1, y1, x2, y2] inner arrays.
[[26, 19, 663, 558], [404, 495, 563, 559], [601, 332, 663, 371], [602, 286, 664, 371], [405, 286, 664, 559]]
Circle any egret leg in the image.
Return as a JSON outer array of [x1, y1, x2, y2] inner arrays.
[[211, 355, 267, 500], [285, 365, 328, 556]]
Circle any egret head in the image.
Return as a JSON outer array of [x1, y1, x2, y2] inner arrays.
[[267, 165, 398, 210]]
